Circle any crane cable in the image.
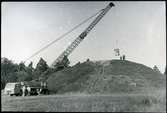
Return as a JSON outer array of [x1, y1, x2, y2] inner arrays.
[[24, 9, 104, 63]]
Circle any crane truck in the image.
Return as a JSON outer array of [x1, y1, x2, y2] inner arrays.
[[4, 2, 115, 96], [36, 2, 115, 94]]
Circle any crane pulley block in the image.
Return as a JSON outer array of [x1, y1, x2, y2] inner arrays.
[[79, 32, 87, 39]]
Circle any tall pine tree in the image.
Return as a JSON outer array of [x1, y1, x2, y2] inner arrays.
[[34, 58, 49, 80], [153, 65, 161, 73]]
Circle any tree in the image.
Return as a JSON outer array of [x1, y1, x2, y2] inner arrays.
[[24, 62, 34, 81], [35, 58, 49, 78], [40, 68, 54, 82], [1, 57, 18, 89], [36, 58, 48, 73], [75, 62, 81, 66], [18, 62, 26, 71], [16, 71, 32, 82], [27, 62, 34, 74], [16, 61, 33, 81], [86, 58, 90, 62], [153, 65, 161, 73], [28, 62, 33, 69]]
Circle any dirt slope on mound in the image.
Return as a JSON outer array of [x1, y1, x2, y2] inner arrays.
[[47, 60, 166, 94]]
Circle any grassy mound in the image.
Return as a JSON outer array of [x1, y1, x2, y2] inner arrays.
[[47, 62, 95, 93], [47, 60, 166, 94]]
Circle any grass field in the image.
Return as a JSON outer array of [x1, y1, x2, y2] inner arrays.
[[1, 89, 166, 112]]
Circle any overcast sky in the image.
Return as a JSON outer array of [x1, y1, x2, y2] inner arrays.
[[1, 1, 166, 72]]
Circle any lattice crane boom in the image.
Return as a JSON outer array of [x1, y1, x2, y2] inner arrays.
[[51, 2, 115, 68]]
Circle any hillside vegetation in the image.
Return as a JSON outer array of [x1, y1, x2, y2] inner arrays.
[[47, 60, 166, 94]]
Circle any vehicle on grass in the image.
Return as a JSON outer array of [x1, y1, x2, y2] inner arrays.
[[4, 82, 22, 96], [40, 87, 50, 95], [4, 81, 50, 96], [27, 86, 40, 96]]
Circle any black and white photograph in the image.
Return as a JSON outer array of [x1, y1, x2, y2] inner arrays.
[[1, 1, 166, 112]]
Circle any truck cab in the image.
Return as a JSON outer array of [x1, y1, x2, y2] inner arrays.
[[4, 82, 22, 96]]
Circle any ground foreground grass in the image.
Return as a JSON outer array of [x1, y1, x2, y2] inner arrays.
[[1, 89, 166, 112]]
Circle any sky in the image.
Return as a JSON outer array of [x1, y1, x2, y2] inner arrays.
[[1, 1, 166, 73]]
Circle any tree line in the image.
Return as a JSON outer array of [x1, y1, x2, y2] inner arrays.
[[1, 56, 70, 89], [1, 57, 48, 89], [1, 56, 165, 89]]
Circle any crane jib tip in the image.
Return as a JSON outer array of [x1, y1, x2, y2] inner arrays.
[[109, 2, 115, 7]]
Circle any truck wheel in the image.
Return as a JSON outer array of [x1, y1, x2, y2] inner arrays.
[[19, 90, 23, 96]]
